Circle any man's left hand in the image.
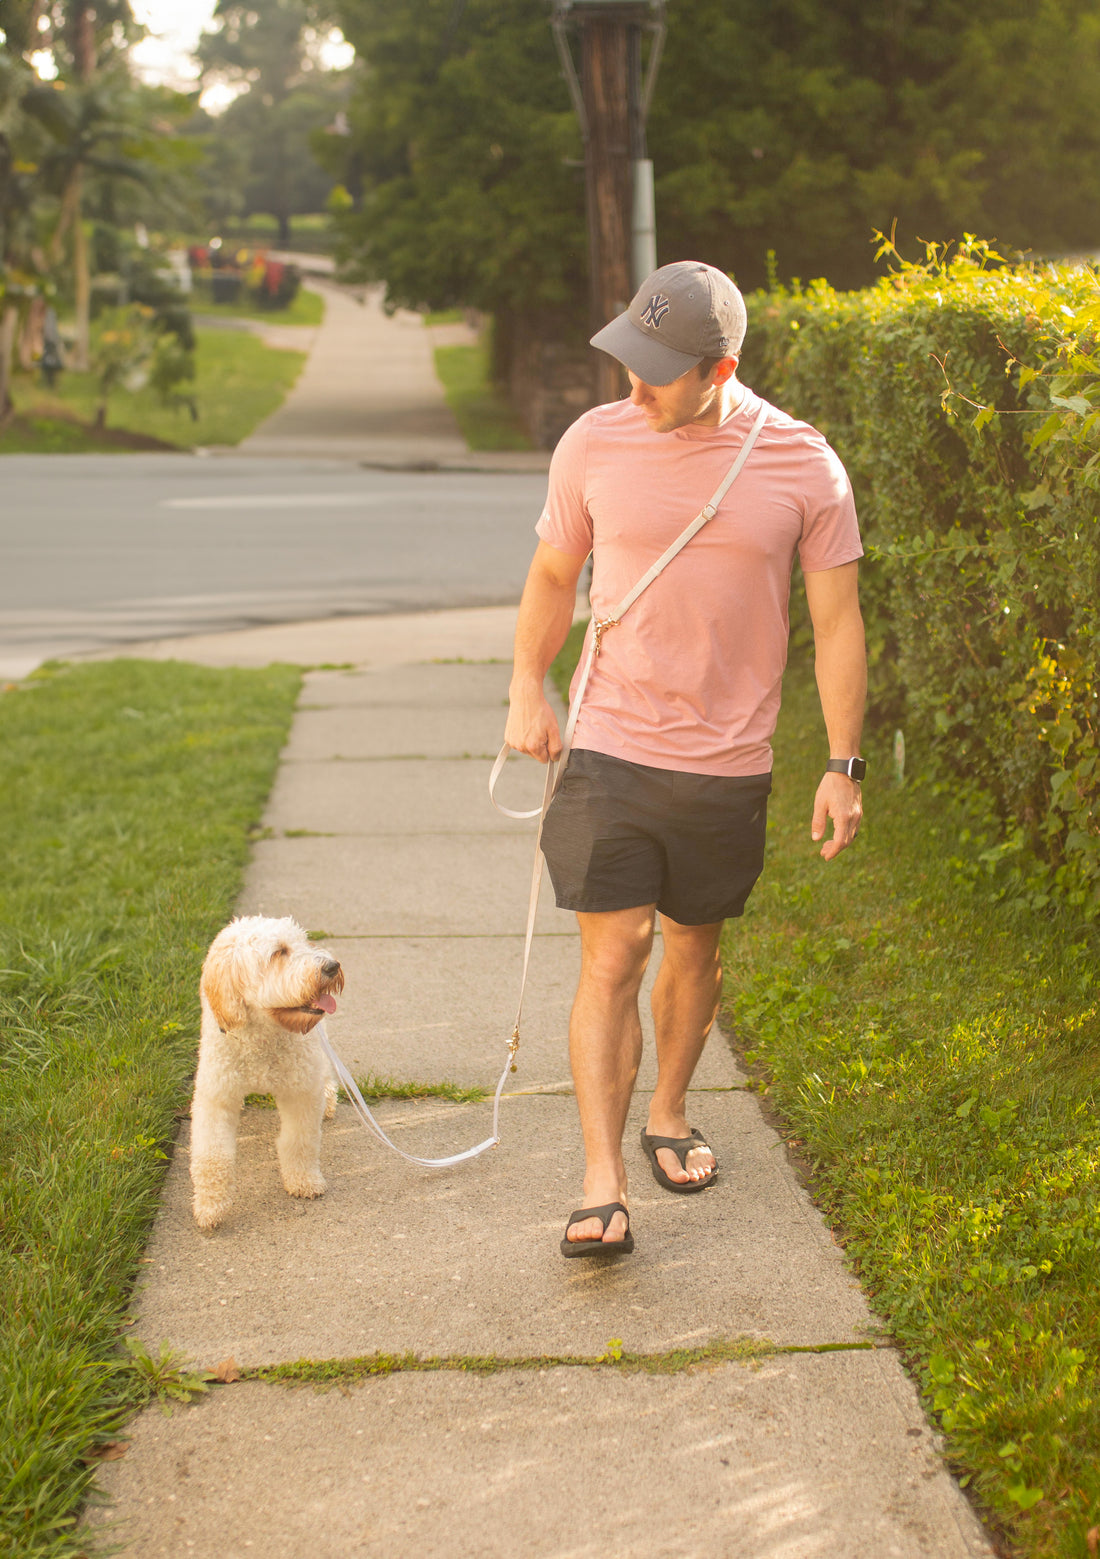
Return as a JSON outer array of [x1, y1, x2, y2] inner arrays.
[[811, 772, 863, 860]]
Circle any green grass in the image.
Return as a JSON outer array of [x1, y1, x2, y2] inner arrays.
[[722, 672, 1100, 1557], [1, 326, 307, 454], [189, 285, 325, 326], [0, 659, 301, 1558], [550, 624, 1100, 1557], [246, 1076, 487, 1108], [433, 339, 534, 451]]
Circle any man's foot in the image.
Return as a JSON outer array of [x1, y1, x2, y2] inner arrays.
[[561, 1201, 634, 1257], [641, 1119, 717, 1190], [564, 1170, 631, 1248]]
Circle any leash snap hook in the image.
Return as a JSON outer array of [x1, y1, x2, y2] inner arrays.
[[592, 616, 619, 656]]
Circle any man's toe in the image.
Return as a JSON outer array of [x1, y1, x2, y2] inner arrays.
[[656, 1147, 690, 1182], [603, 1212, 629, 1243]]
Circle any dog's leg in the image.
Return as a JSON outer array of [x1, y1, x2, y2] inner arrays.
[[273, 1088, 327, 1199], [190, 1089, 244, 1229]]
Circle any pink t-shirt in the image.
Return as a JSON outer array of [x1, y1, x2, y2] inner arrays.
[[535, 387, 863, 776]]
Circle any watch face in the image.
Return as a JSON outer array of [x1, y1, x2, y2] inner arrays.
[[850, 758, 867, 780]]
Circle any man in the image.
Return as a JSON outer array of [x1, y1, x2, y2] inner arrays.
[[504, 261, 865, 1257]]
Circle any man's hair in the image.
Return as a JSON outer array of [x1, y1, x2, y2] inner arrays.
[[697, 356, 722, 380]]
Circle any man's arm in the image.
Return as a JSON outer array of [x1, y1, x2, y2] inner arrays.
[[803, 560, 867, 861], [505, 540, 589, 764]]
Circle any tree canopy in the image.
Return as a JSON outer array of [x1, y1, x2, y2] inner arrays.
[[327, 0, 1100, 309], [194, 0, 350, 242], [323, 0, 586, 316]]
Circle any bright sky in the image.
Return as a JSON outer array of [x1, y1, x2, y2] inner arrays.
[[128, 0, 355, 110]]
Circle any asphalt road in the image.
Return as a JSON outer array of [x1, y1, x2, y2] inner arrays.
[[0, 455, 548, 674]]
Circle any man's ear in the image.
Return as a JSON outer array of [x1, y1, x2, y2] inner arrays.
[[711, 356, 739, 386]]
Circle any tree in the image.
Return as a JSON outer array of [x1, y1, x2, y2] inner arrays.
[[649, 0, 1100, 291], [324, 0, 586, 333], [196, 0, 348, 243], [329, 0, 1100, 326]]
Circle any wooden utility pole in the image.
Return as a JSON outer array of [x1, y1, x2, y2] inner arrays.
[[580, 18, 632, 406], [68, 0, 96, 371], [553, 2, 665, 406]]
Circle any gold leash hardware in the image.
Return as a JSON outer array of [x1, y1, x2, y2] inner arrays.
[[592, 616, 620, 656], [508, 1026, 520, 1073]]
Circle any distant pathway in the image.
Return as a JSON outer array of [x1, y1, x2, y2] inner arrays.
[[235, 282, 531, 469]]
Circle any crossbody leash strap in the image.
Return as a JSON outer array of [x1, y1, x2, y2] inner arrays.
[[489, 397, 770, 1068]]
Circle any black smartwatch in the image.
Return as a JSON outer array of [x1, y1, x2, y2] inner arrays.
[[826, 757, 866, 781]]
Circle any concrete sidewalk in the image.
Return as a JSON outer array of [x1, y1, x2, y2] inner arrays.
[[86, 609, 994, 1559], [235, 281, 550, 473]]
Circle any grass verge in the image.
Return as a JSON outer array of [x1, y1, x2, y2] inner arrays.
[[0, 658, 301, 1558], [433, 338, 534, 452], [721, 669, 1100, 1559], [1, 326, 307, 454], [189, 286, 325, 327], [245, 1076, 487, 1109], [550, 624, 1100, 1557]]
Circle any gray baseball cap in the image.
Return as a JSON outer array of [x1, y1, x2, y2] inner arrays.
[[590, 260, 747, 385]]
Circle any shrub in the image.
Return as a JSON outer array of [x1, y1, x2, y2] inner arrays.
[[745, 239, 1100, 916]]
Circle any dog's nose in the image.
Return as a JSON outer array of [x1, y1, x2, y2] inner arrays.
[[321, 959, 341, 978]]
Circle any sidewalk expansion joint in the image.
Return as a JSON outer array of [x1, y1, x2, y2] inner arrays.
[[286, 753, 503, 764], [311, 932, 581, 941], [268, 829, 525, 839], [238, 1334, 897, 1391]]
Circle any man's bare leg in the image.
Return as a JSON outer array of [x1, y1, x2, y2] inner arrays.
[[565, 904, 656, 1245], [645, 915, 724, 1186]]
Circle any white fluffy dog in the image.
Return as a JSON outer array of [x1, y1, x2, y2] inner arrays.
[[190, 915, 345, 1230]]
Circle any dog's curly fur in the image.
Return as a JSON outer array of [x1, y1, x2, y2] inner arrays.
[[190, 915, 345, 1230]]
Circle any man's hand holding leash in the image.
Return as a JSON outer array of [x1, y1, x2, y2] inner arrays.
[[503, 687, 562, 765]]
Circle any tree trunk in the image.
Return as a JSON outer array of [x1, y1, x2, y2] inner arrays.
[[0, 304, 17, 424], [71, 168, 90, 372], [580, 17, 632, 407], [18, 296, 46, 370]]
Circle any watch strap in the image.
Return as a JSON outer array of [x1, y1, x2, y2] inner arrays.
[[826, 757, 866, 780]]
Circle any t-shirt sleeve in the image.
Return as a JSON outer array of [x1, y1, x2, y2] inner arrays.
[[534, 414, 594, 557], [796, 439, 863, 573]]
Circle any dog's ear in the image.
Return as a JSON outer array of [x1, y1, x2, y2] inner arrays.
[[201, 939, 249, 1032]]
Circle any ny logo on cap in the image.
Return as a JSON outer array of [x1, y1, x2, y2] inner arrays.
[[640, 294, 671, 329]]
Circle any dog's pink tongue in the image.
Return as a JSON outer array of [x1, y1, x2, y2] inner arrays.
[[316, 993, 337, 1014]]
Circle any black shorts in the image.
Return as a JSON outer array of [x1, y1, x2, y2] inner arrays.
[[540, 749, 771, 925]]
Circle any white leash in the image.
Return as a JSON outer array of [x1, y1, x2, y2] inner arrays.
[[317, 1021, 514, 1168], [320, 401, 768, 1170]]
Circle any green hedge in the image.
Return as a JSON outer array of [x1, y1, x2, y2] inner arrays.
[[744, 239, 1100, 917]]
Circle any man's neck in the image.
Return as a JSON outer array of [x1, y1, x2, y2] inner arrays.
[[693, 375, 745, 428]]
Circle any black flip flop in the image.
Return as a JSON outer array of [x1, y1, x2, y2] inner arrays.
[[640, 1127, 719, 1193], [560, 1201, 634, 1258]]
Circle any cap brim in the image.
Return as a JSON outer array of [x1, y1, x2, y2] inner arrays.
[[589, 315, 702, 386]]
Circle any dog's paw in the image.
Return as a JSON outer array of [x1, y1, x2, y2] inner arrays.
[[192, 1196, 232, 1230], [283, 1172, 326, 1200]]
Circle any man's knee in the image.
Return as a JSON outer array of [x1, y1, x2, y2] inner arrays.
[[578, 908, 654, 991], [658, 919, 724, 981]]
